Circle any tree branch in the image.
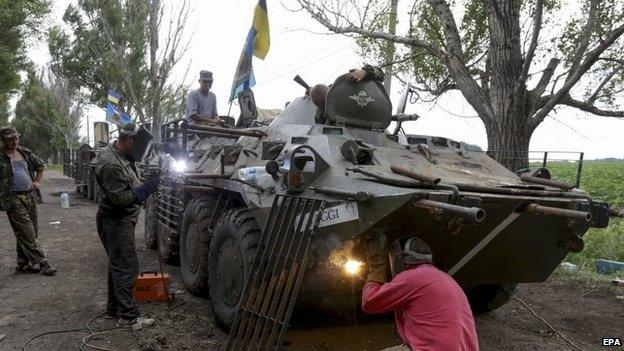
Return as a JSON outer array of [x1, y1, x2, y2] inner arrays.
[[532, 57, 560, 97], [565, 0, 598, 83], [559, 95, 624, 118], [520, 0, 543, 85], [587, 66, 621, 104], [531, 22, 624, 127]]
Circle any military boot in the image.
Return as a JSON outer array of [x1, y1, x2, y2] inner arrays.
[[39, 261, 58, 276]]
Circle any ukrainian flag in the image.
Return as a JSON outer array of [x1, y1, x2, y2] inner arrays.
[[107, 89, 120, 104], [252, 0, 270, 59]]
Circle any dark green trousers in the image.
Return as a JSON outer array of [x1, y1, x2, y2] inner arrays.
[[96, 209, 140, 320], [6, 193, 47, 265]]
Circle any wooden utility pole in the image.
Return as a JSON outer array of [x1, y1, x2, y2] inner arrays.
[[383, 0, 399, 95]]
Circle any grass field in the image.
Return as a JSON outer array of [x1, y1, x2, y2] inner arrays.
[[544, 161, 624, 269]]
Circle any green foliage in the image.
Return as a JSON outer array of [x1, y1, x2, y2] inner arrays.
[[0, 0, 51, 96], [12, 70, 82, 162], [48, 0, 149, 112], [548, 161, 624, 270]]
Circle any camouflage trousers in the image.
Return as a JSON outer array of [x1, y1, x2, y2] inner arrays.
[[5, 192, 47, 265]]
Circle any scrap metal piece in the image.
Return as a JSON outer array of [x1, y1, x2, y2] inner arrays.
[[226, 195, 325, 351], [525, 203, 591, 223]]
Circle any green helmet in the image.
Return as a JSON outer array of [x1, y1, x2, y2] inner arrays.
[[0, 126, 20, 139]]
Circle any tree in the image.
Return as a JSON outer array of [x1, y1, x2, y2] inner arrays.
[[296, 0, 624, 170], [49, 0, 192, 141], [0, 0, 51, 121], [13, 69, 82, 163]]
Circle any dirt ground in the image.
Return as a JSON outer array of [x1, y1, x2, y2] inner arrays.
[[1, 171, 623, 351]]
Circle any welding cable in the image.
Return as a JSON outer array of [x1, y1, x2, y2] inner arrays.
[[22, 328, 88, 351]]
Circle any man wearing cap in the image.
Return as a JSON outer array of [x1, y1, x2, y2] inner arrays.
[[362, 235, 478, 351], [0, 126, 57, 275], [186, 70, 220, 125], [95, 123, 158, 330]]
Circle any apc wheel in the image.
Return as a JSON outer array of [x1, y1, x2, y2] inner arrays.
[[143, 196, 158, 250], [466, 283, 517, 314], [209, 208, 260, 330], [180, 199, 215, 296]]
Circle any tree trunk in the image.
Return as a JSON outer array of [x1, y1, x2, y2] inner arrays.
[[485, 113, 533, 172], [148, 0, 161, 142], [383, 0, 398, 94]]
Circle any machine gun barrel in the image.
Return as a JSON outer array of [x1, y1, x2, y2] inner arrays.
[[520, 174, 574, 190], [294, 75, 310, 90], [609, 208, 624, 218], [526, 203, 591, 222], [414, 199, 485, 223]]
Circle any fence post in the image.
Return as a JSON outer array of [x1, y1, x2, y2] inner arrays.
[[542, 151, 548, 168], [575, 152, 584, 188]]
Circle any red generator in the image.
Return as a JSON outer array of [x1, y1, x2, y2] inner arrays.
[[133, 271, 170, 302]]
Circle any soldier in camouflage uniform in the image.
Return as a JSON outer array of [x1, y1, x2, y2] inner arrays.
[[95, 123, 158, 329], [0, 126, 57, 275]]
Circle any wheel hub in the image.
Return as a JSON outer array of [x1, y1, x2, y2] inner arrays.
[[185, 223, 201, 273], [217, 237, 244, 307]]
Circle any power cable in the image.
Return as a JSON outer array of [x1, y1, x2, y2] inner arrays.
[[512, 295, 584, 351]]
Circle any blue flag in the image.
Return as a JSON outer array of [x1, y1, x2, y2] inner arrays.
[[230, 28, 257, 102], [106, 102, 131, 126], [107, 89, 121, 104]]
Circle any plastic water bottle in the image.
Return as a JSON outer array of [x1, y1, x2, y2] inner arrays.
[[60, 192, 70, 208]]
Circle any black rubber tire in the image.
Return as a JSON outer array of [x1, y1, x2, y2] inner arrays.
[[179, 199, 216, 296], [209, 208, 261, 330], [157, 210, 180, 265], [466, 283, 517, 314], [143, 196, 158, 250]]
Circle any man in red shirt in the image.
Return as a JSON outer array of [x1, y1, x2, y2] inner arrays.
[[362, 236, 479, 351]]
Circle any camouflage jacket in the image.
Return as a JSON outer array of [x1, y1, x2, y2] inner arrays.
[[0, 146, 46, 205], [94, 143, 141, 222]]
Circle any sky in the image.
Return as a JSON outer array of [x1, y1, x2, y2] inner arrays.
[[26, 0, 624, 160]]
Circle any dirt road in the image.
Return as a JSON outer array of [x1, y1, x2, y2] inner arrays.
[[0, 171, 622, 350]]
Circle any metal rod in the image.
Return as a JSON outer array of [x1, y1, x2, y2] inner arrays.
[[186, 123, 267, 138], [185, 129, 239, 139], [414, 199, 486, 223], [391, 164, 441, 184], [526, 203, 591, 222], [182, 185, 214, 192], [309, 186, 373, 202], [575, 152, 584, 188], [542, 151, 548, 167], [520, 174, 574, 190], [184, 173, 231, 179]]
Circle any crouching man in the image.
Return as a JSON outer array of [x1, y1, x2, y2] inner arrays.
[[362, 235, 479, 351]]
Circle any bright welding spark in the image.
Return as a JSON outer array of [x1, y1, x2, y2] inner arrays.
[[172, 159, 187, 173], [344, 259, 364, 276]]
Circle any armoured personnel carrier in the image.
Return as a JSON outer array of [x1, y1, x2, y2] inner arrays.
[[145, 74, 620, 328]]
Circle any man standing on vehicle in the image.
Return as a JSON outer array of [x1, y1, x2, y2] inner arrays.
[[95, 123, 158, 330], [362, 235, 479, 351], [186, 70, 220, 125], [0, 126, 57, 276]]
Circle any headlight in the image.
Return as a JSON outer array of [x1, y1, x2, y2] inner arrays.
[[343, 259, 364, 276], [172, 159, 187, 173]]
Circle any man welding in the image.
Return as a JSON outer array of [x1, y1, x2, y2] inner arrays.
[[362, 235, 479, 351], [95, 123, 158, 330]]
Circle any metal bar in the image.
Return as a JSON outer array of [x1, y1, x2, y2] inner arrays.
[[186, 123, 267, 138], [575, 152, 584, 188], [275, 200, 324, 350], [156, 212, 179, 227], [228, 196, 283, 350], [526, 203, 591, 222], [414, 199, 485, 223], [156, 204, 181, 218], [256, 199, 307, 348], [182, 185, 214, 192], [391, 164, 441, 184], [264, 199, 314, 349], [448, 209, 523, 276], [247, 197, 298, 346], [520, 174, 574, 190], [185, 129, 239, 139], [542, 151, 548, 167], [309, 186, 373, 202]]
